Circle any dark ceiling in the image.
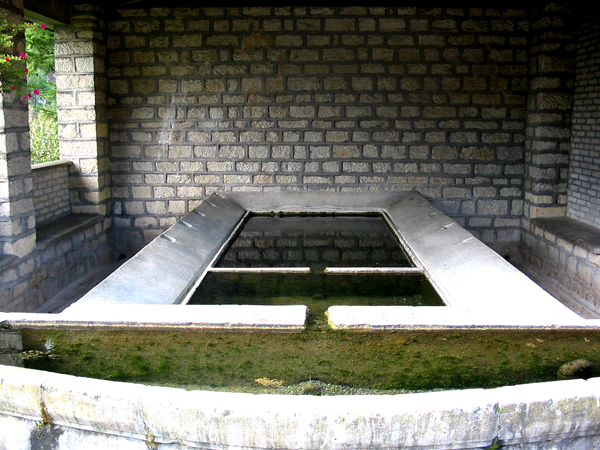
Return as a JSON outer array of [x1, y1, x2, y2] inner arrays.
[[23, 0, 584, 26]]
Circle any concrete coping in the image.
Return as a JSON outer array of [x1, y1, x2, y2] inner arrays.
[[326, 306, 600, 329], [324, 267, 424, 274], [208, 267, 312, 273], [1, 363, 600, 449], [2, 191, 598, 330], [30, 159, 73, 171], [1, 305, 308, 331]]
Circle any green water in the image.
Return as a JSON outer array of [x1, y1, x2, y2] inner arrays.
[[190, 213, 441, 318], [189, 272, 444, 316], [21, 214, 597, 395]]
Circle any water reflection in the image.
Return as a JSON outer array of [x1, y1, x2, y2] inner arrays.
[[217, 214, 413, 270]]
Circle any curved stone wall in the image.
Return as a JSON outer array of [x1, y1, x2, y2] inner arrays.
[[1, 364, 600, 449]]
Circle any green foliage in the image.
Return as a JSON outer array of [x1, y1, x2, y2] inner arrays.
[[25, 22, 58, 163], [26, 23, 55, 111], [25, 25, 54, 74], [2, 13, 58, 163], [29, 108, 59, 164], [0, 16, 30, 95]]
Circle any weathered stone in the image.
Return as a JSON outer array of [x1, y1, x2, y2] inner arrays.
[[557, 360, 594, 380]]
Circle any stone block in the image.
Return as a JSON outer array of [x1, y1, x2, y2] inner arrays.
[[373, 131, 399, 142], [55, 41, 94, 56], [289, 106, 315, 118], [287, 77, 319, 91], [322, 48, 355, 61], [379, 18, 406, 31], [536, 92, 572, 111], [477, 199, 509, 215], [303, 175, 330, 184], [274, 35, 302, 46]]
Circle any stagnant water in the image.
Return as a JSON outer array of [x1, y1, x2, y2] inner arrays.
[[189, 213, 443, 314], [20, 215, 598, 394], [189, 272, 444, 315], [215, 213, 413, 269]]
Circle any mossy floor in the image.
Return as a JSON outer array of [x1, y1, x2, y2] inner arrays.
[[21, 327, 600, 394]]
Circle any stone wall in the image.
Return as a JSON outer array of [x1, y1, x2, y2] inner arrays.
[[0, 216, 111, 312], [0, 327, 22, 367], [0, 1, 36, 260], [0, 1, 114, 313], [523, 218, 600, 313], [31, 161, 72, 226], [106, 6, 531, 256], [519, 10, 600, 315], [2, 363, 600, 450], [523, 2, 575, 221], [569, 12, 600, 229]]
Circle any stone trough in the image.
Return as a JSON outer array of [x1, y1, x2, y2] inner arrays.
[[31, 191, 595, 327], [1, 191, 600, 449]]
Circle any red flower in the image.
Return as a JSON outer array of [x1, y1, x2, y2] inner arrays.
[[19, 53, 26, 58], [28, 93, 32, 98], [40, 24, 46, 29], [33, 89, 40, 95], [11, 86, 16, 90], [24, 68, 29, 73], [5, 57, 10, 62]]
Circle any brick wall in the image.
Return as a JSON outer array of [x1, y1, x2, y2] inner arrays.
[[32, 161, 72, 226], [106, 6, 530, 255], [569, 12, 600, 229]]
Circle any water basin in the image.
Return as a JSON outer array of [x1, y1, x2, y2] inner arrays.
[[189, 213, 443, 317]]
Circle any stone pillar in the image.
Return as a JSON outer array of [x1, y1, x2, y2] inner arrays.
[[523, 2, 576, 220], [55, 4, 110, 216], [0, 326, 23, 367], [0, 1, 36, 258]]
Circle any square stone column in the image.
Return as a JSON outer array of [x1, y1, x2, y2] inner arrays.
[[55, 4, 110, 216], [0, 2, 36, 258], [524, 2, 576, 220]]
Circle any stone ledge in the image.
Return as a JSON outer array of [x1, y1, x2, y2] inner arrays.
[[2, 304, 309, 331], [36, 214, 105, 250], [532, 217, 600, 255], [31, 159, 73, 172], [326, 306, 600, 329]]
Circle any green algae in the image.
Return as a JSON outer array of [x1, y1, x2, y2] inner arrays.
[[21, 327, 600, 394]]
